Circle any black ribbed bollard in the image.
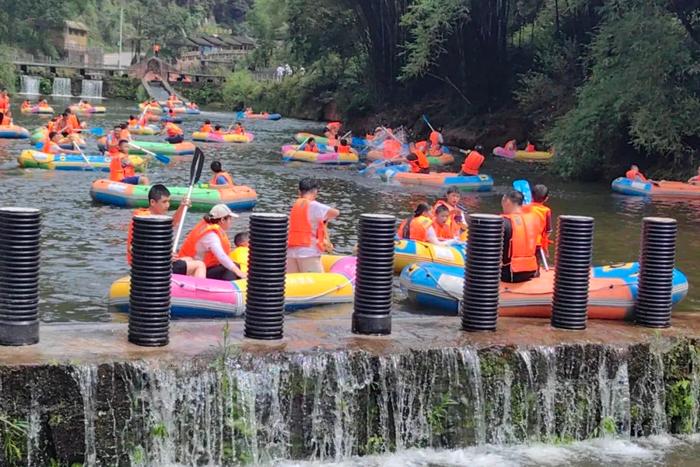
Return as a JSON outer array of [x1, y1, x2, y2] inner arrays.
[[352, 214, 396, 335], [0, 207, 41, 346], [461, 214, 503, 332], [635, 217, 678, 328], [551, 215, 595, 330], [128, 215, 172, 347], [245, 213, 288, 340]]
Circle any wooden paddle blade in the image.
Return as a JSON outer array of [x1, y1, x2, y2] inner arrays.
[[191, 147, 205, 184]]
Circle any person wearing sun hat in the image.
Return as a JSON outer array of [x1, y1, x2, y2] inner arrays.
[[177, 204, 247, 280]]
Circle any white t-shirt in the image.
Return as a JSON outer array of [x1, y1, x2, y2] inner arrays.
[[288, 200, 330, 258], [195, 232, 236, 270]]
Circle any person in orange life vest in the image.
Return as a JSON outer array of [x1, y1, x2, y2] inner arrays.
[[209, 160, 235, 187], [288, 178, 340, 273], [64, 108, 81, 131], [177, 204, 247, 281], [233, 122, 246, 135], [397, 203, 452, 246], [0, 90, 9, 113], [504, 139, 517, 151], [460, 144, 485, 176], [429, 127, 443, 155], [111, 140, 150, 185], [21, 100, 31, 111], [625, 165, 649, 182], [432, 205, 461, 242], [127, 184, 206, 278], [688, 167, 700, 185], [405, 142, 430, 174], [118, 123, 131, 142], [103, 125, 122, 153], [128, 115, 138, 128], [42, 131, 79, 155], [39, 99, 49, 108], [0, 111, 11, 126], [383, 137, 402, 160], [335, 138, 353, 154], [523, 184, 553, 265], [501, 190, 542, 283], [200, 120, 213, 133], [163, 121, 184, 144], [433, 186, 467, 238], [525, 141, 536, 152], [304, 137, 319, 153]]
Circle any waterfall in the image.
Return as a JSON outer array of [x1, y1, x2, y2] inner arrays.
[[20, 76, 40, 95], [5, 339, 700, 466], [80, 80, 103, 99], [52, 78, 72, 97]]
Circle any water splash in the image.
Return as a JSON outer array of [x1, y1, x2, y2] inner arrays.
[[52, 77, 71, 97], [20, 76, 40, 95], [71, 365, 98, 466], [80, 80, 103, 99]]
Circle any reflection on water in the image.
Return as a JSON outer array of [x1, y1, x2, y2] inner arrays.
[[1, 99, 698, 321]]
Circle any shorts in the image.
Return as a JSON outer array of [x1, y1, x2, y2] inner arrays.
[[121, 176, 140, 185], [172, 259, 187, 275], [287, 256, 323, 273], [206, 265, 241, 281]]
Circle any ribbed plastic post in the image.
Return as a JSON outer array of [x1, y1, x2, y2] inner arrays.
[[461, 214, 503, 332], [352, 214, 396, 335], [128, 215, 172, 347], [635, 217, 677, 328], [244, 213, 288, 340], [551, 215, 595, 330], [0, 207, 41, 346]]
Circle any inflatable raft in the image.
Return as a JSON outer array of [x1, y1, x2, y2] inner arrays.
[[0, 125, 30, 139], [242, 112, 282, 121], [192, 132, 255, 143], [90, 179, 257, 211], [395, 239, 464, 273], [128, 125, 159, 135], [611, 177, 700, 199], [185, 107, 201, 115], [160, 116, 183, 124], [294, 132, 368, 149], [21, 105, 54, 114], [400, 262, 688, 319], [127, 141, 196, 155], [69, 105, 106, 115], [492, 146, 553, 162], [281, 145, 358, 165], [18, 150, 144, 172], [108, 255, 356, 319], [387, 171, 494, 191]]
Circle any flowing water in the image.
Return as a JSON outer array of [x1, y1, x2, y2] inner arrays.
[[0, 98, 698, 322], [52, 77, 72, 97], [19, 75, 40, 95], [80, 79, 103, 99]]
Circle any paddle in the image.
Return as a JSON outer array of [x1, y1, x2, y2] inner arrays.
[[172, 147, 205, 253], [296, 136, 311, 151], [73, 141, 94, 171], [422, 114, 435, 132], [127, 143, 170, 164], [512, 179, 549, 271]]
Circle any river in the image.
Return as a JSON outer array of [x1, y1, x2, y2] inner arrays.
[[0, 98, 697, 322]]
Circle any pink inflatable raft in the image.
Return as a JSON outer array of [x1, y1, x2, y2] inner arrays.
[[109, 255, 357, 318]]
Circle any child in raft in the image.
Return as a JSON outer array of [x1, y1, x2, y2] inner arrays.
[[200, 120, 213, 133], [209, 161, 234, 187], [229, 232, 250, 274], [523, 184, 553, 269]]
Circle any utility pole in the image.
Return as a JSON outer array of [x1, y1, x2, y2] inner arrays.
[[118, 4, 124, 69]]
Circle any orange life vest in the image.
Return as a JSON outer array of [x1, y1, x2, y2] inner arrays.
[[626, 169, 647, 182], [200, 124, 212, 133], [42, 138, 54, 155], [177, 219, 232, 268], [165, 123, 183, 137], [409, 147, 430, 173], [504, 139, 516, 151], [432, 220, 454, 240], [461, 151, 484, 176], [209, 171, 234, 187], [120, 129, 131, 141], [67, 114, 80, 130], [304, 142, 319, 153], [337, 143, 351, 154], [128, 118, 138, 127], [397, 215, 433, 242], [123, 156, 136, 178], [523, 202, 551, 250], [109, 153, 124, 181], [429, 131, 441, 147], [288, 198, 326, 250], [503, 213, 539, 273], [47, 121, 55, 132], [126, 208, 152, 265], [526, 143, 535, 152], [233, 127, 245, 135]]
